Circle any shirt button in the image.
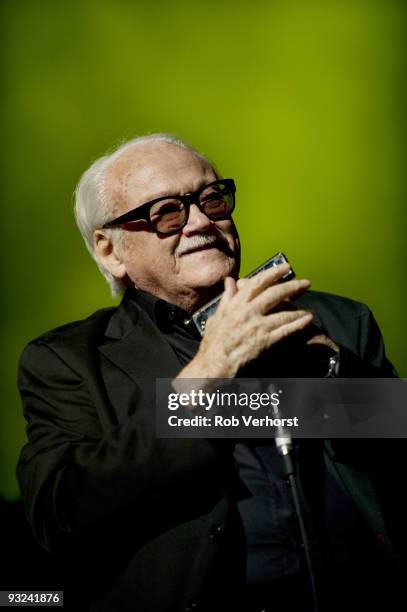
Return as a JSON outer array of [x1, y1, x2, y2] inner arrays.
[[209, 524, 225, 541]]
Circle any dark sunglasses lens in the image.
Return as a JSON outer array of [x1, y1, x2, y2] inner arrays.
[[201, 183, 234, 219], [150, 199, 186, 233]]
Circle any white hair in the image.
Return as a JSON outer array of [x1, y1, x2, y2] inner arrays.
[[74, 133, 210, 296]]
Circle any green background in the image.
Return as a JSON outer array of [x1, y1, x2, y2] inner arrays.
[[1, 0, 406, 499]]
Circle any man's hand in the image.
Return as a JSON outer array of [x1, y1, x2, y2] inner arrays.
[[178, 263, 314, 379]]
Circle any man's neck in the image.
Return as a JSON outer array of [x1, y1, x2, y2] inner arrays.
[[131, 281, 224, 315]]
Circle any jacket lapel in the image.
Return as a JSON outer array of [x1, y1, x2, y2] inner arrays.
[[98, 294, 181, 423]]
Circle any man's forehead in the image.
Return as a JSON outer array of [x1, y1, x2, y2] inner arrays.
[[105, 143, 215, 211]]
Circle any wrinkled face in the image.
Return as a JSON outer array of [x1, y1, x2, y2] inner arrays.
[[102, 143, 240, 311]]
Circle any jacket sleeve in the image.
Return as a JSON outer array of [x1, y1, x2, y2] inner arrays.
[[330, 304, 402, 481], [17, 340, 228, 553]]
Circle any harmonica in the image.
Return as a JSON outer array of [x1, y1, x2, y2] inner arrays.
[[187, 252, 295, 336]]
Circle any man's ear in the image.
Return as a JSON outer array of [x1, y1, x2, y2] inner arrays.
[[93, 230, 127, 279]]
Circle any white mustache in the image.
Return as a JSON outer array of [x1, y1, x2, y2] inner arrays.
[[175, 234, 226, 257]]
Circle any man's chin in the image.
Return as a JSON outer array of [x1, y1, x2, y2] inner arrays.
[[181, 254, 236, 284], [184, 273, 236, 301]]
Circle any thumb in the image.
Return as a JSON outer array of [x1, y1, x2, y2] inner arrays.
[[221, 276, 238, 304]]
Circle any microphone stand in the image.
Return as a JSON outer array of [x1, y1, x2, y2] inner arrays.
[[269, 384, 320, 612]]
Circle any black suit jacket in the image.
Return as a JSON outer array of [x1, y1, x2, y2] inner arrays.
[[16, 290, 398, 611]]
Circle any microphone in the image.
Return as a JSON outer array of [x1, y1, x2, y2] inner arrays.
[[267, 383, 295, 475]]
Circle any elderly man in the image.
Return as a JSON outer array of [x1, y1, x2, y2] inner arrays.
[[17, 135, 400, 612]]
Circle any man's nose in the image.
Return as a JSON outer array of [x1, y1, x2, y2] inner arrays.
[[182, 203, 213, 235]]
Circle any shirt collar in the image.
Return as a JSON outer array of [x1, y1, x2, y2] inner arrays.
[[125, 287, 191, 331]]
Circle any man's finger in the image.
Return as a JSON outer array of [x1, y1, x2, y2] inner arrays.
[[253, 278, 311, 313], [219, 276, 238, 306], [236, 278, 248, 290], [240, 263, 292, 300], [266, 312, 314, 346], [265, 309, 313, 329]]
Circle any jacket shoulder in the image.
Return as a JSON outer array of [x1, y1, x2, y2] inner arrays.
[[28, 307, 117, 349], [295, 289, 369, 317], [295, 289, 372, 333]]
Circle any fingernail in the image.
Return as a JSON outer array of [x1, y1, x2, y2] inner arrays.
[[299, 279, 311, 287]]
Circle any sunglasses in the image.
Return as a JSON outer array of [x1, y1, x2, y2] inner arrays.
[[102, 178, 236, 235]]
